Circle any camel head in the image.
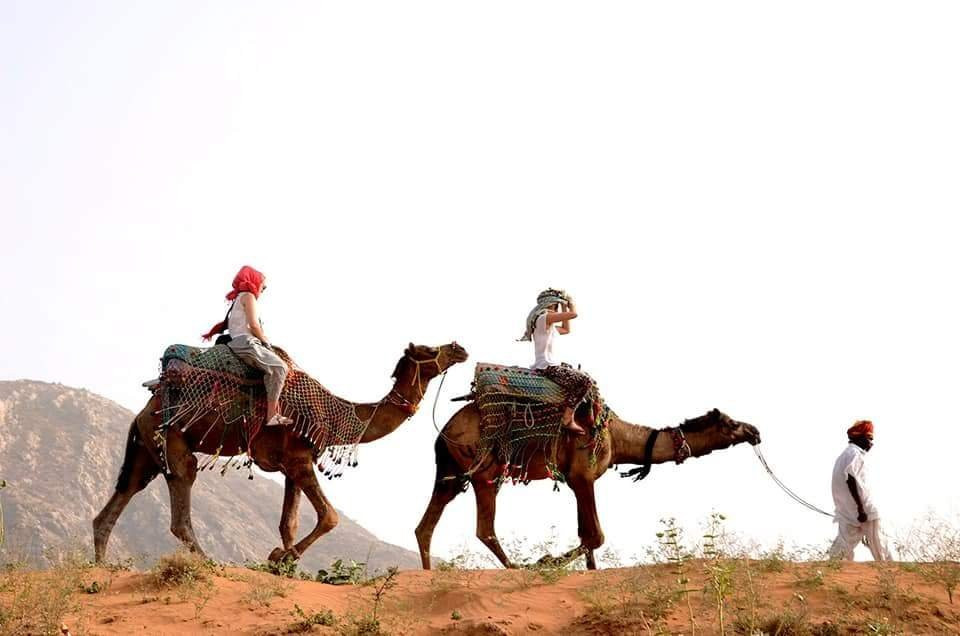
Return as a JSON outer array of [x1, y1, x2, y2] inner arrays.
[[391, 341, 469, 389], [681, 408, 761, 455]]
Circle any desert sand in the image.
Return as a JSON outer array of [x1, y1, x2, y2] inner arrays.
[[4, 558, 959, 635]]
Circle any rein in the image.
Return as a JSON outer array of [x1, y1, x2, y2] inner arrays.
[[620, 425, 692, 482], [753, 446, 833, 518]]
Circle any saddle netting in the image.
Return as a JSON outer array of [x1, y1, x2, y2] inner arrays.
[[156, 344, 371, 476], [471, 363, 611, 481]]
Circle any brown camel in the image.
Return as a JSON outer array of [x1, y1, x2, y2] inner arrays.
[[94, 342, 468, 564], [415, 404, 761, 570]]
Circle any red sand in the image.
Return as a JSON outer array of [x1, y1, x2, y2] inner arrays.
[[6, 561, 960, 635]]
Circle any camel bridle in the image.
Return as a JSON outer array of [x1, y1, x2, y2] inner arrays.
[[383, 351, 444, 417], [619, 424, 692, 482]]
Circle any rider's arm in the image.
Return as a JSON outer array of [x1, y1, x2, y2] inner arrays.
[[240, 293, 270, 344], [546, 301, 577, 335]]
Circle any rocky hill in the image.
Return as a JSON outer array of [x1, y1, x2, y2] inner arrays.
[[0, 380, 418, 572]]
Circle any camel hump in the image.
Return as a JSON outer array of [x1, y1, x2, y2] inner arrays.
[[473, 362, 567, 405]]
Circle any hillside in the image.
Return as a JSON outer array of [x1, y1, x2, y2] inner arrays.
[[0, 380, 419, 573]]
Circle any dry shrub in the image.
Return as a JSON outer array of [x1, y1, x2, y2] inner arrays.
[[578, 569, 674, 634], [150, 550, 216, 619], [0, 550, 88, 636], [287, 603, 337, 633], [151, 550, 212, 588], [896, 512, 960, 604], [243, 573, 292, 607]]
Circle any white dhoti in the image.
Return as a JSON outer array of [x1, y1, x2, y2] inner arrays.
[[829, 519, 891, 561]]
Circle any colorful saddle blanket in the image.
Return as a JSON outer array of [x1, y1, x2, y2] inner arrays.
[[473, 363, 566, 405], [161, 344, 262, 384]]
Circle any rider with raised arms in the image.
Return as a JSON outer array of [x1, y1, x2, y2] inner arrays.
[[521, 288, 591, 435]]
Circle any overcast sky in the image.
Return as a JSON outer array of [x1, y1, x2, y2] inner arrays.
[[2, 1, 958, 564]]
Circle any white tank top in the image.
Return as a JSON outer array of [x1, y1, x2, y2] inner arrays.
[[227, 292, 257, 338], [531, 313, 557, 370]]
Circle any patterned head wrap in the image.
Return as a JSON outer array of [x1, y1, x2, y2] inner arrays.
[[202, 266, 266, 341], [519, 288, 572, 341], [847, 420, 874, 439]]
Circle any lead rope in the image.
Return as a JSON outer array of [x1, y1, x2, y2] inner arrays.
[[431, 370, 473, 448], [754, 447, 833, 518]]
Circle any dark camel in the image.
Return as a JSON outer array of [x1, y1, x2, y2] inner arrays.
[[94, 342, 468, 564], [415, 405, 761, 570]]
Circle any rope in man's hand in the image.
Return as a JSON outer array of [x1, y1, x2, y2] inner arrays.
[[753, 447, 834, 518]]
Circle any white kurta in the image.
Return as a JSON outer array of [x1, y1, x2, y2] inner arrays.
[[831, 444, 879, 523], [828, 443, 890, 561]]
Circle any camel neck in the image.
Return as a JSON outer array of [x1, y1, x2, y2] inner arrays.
[[608, 416, 710, 465], [355, 376, 427, 444]]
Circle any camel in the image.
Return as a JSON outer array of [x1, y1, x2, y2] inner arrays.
[[94, 342, 468, 564], [415, 403, 761, 570]]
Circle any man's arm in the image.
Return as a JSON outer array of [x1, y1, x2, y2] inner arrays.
[[846, 475, 868, 523]]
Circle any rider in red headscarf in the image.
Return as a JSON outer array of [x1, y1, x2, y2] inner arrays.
[[203, 266, 292, 428]]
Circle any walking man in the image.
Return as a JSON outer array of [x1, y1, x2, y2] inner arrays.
[[829, 420, 891, 561]]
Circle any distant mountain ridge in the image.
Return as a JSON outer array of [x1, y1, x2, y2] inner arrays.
[[0, 380, 419, 572]]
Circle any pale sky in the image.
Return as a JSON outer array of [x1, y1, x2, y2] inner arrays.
[[2, 1, 959, 564]]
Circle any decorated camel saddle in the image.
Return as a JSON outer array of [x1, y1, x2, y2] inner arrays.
[[154, 343, 371, 474], [469, 363, 611, 479], [162, 343, 265, 384]]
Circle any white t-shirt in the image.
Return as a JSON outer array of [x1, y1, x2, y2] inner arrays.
[[831, 443, 879, 524], [531, 313, 557, 370], [227, 292, 255, 338]]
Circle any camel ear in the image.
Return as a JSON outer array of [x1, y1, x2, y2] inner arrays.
[[391, 357, 405, 379]]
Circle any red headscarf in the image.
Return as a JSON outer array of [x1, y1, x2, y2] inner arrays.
[[847, 420, 874, 439], [201, 266, 266, 341]]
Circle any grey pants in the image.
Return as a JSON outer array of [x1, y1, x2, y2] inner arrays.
[[227, 334, 289, 403]]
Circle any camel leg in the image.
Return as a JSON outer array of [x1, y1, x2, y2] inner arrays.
[[93, 424, 161, 562], [585, 549, 597, 570], [414, 476, 464, 569], [473, 479, 514, 569], [569, 478, 604, 569], [164, 433, 206, 557], [269, 462, 338, 562], [415, 437, 469, 570], [279, 476, 301, 550]]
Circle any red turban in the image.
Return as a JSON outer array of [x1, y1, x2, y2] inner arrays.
[[847, 420, 874, 438], [202, 266, 266, 340]]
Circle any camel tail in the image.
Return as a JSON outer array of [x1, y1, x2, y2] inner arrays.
[[115, 422, 140, 492]]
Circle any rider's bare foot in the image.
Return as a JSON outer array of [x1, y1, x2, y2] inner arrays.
[[265, 404, 293, 427], [562, 407, 586, 435], [265, 413, 293, 427]]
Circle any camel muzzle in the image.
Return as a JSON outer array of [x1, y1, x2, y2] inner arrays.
[[742, 422, 761, 445]]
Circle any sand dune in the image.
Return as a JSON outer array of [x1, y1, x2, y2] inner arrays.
[[4, 559, 958, 635]]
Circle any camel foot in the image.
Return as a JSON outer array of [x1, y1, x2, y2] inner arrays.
[[534, 546, 586, 569], [267, 547, 301, 563]]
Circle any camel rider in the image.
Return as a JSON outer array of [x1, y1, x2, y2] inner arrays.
[[202, 265, 293, 428], [520, 289, 591, 435], [828, 420, 891, 561]]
